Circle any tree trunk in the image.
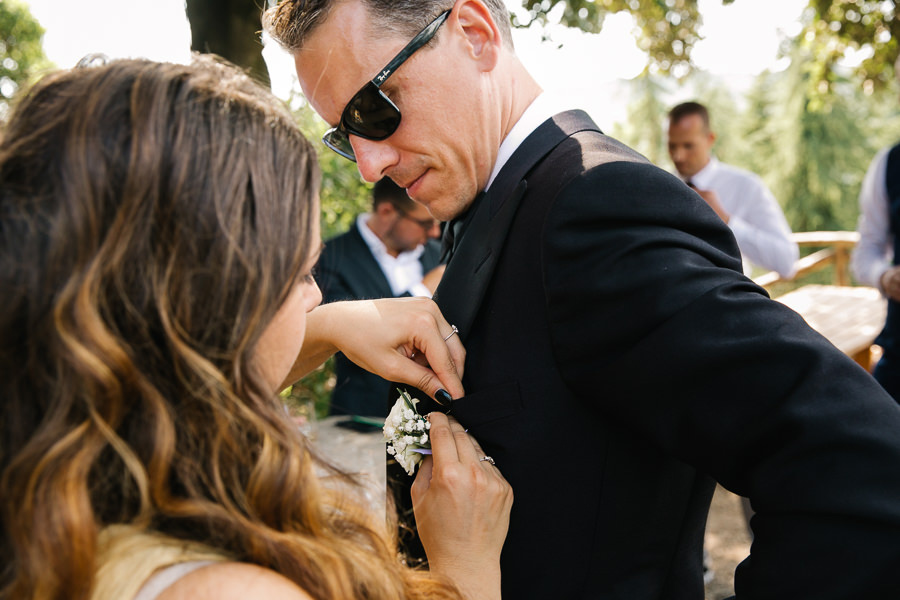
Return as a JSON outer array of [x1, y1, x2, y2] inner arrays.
[[185, 0, 270, 86]]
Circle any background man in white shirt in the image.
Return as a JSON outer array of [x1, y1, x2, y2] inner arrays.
[[315, 178, 444, 417], [849, 56, 900, 404], [668, 101, 798, 279], [851, 135, 900, 402]]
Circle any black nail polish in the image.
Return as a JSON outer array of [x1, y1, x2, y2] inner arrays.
[[435, 389, 452, 405]]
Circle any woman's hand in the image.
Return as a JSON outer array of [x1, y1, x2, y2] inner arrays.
[[411, 413, 513, 600], [286, 298, 465, 400]]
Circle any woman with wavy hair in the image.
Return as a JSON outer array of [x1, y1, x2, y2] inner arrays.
[[0, 56, 511, 600]]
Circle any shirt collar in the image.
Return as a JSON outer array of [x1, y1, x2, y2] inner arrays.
[[686, 156, 719, 189], [356, 214, 424, 261], [486, 93, 576, 191]]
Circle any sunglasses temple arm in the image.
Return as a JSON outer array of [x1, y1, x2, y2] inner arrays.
[[373, 10, 451, 88]]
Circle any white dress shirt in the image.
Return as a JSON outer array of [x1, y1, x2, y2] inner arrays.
[[686, 157, 798, 278], [356, 214, 432, 298], [487, 93, 576, 191], [851, 146, 892, 291]]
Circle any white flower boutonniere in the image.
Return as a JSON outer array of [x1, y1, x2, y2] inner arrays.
[[384, 389, 431, 476]]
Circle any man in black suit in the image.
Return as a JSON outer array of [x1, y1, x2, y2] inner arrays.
[[266, 0, 900, 597], [316, 177, 443, 417]]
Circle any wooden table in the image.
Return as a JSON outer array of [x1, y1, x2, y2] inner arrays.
[[312, 415, 386, 511], [775, 284, 887, 370]]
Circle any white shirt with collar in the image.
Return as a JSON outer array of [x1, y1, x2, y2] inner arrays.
[[486, 93, 576, 191], [685, 157, 798, 278], [851, 146, 892, 292], [356, 214, 432, 298]]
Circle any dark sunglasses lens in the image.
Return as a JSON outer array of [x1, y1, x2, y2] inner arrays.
[[322, 128, 356, 161], [344, 82, 401, 139]]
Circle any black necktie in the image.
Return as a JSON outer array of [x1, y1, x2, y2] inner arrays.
[[440, 191, 486, 263]]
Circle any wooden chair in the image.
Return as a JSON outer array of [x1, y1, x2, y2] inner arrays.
[[752, 231, 885, 372]]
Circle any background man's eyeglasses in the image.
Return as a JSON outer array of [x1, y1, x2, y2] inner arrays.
[[322, 10, 451, 162], [395, 206, 439, 230]]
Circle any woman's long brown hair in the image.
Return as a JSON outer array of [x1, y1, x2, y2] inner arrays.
[[0, 56, 459, 600]]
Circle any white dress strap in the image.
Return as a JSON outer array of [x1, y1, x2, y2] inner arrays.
[[133, 560, 218, 600]]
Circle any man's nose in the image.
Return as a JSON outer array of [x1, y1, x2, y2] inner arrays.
[[351, 135, 399, 182], [426, 221, 441, 239]]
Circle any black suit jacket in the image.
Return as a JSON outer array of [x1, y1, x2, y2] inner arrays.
[[396, 111, 900, 599], [316, 223, 441, 417]]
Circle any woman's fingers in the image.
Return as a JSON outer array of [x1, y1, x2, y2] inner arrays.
[[411, 412, 513, 596], [399, 304, 465, 399], [322, 298, 466, 400], [386, 351, 461, 404], [426, 412, 459, 468], [410, 455, 434, 503], [429, 414, 502, 480], [446, 413, 482, 463], [371, 297, 465, 399], [445, 332, 466, 381]]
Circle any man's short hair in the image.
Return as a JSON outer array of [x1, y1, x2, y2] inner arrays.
[[264, 0, 514, 53], [372, 177, 416, 212], [668, 101, 711, 129]]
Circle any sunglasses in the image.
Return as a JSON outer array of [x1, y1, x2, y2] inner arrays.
[[322, 9, 451, 162]]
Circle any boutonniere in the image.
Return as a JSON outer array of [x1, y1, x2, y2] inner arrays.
[[384, 389, 431, 476]]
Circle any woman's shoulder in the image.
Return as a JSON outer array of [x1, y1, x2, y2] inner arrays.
[[158, 562, 313, 600], [94, 526, 312, 600]]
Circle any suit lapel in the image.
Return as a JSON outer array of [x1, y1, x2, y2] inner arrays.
[[433, 181, 526, 337], [434, 110, 602, 339]]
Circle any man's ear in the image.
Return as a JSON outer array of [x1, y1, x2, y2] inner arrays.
[[453, 0, 501, 72], [375, 202, 396, 218]]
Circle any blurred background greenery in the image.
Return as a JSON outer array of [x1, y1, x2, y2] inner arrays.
[[5, 0, 899, 412]]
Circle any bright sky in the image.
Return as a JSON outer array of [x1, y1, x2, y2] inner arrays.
[[21, 0, 809, 128]]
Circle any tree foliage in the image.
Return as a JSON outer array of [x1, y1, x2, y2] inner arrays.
[[520, 0, 898, 86], [801, 0, 900, 92], [0, 0, 51, 121], [611, 73, 670, 165], [184, 1, 899, 88], [515, 0, 734, 75], [737, 39, 900, 233], [290, 98, 373, 240]]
